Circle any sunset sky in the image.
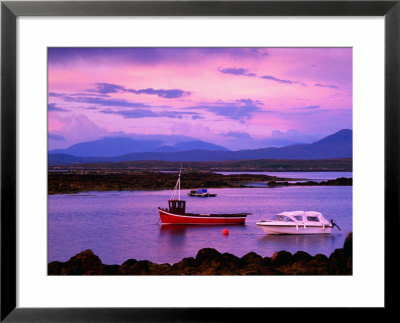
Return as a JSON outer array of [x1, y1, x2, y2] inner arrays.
[[48, 47, 352, 150]]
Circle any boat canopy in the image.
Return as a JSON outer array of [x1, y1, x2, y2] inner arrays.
[[275, 211, 329, 224]]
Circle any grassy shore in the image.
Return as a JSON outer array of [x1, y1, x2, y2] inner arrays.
[[48, 157, 352, 172], [48, 170, 292, 194], [48, 170, 351, 195]]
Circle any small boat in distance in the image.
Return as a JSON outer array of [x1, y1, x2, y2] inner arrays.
[[188, 189, 217, 197], [256, 211, 341, 235], [158, 168, 250, 224]]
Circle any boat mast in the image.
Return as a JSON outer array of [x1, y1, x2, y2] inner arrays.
[[178, 163, 182, 201], [171, 164, 182, 201]]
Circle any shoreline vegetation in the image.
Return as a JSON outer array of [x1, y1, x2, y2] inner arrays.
[[48, 170, 352, 195], [48, 158, 352, 194], [48, 233, 352, 275], [49, 157, 352, 172]]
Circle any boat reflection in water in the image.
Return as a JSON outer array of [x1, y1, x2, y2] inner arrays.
[[257, 232, 341, 256]]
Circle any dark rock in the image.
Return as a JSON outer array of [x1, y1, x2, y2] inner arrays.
[[343, 232, 352, 257], [48, 261, 64, 275], [241, 252, 263, 266], [217, 253, 241, 273], [238, 252, 264, 274], [221, 252, 241, 266], [118, 259, 138, 275], [129, 260, 153, 275], [328, 249, 349, 274], [238, 264, 263, 275], [153, 263, 172, 275], [271, 250, 293, 265], [48, 233, 352, 276], [103, 264, 120, 275], [121, 259, 138, 267], [292, 251, 313, 263], [170, 257, 197, 275], [51, 249, 104, 275], [314, 254, 329, 262], [262, 257, 272, 266], [195, 248, 222, 264]]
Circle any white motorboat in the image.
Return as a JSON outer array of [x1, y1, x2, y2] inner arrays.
[[256, 211, 341, 235]]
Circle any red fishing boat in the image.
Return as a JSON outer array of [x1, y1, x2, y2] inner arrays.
[[158, 169, 250, 225]]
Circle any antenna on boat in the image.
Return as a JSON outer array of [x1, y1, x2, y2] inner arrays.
[[170, 163, 183, 201], [178, 163, 182, 201]]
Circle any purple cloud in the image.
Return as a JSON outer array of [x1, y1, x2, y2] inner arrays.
[[314, 83, 339, 89], [48, 48, 269, 66], [221, 131, 252, 139], [260, 75, 305, 85], [88, 83, 190, 99], [63, 96, 149, 108], [218, 67, 256, 77], [187, 99, 268, 121], [127, 88, 189, 99], [88, 83, 125, 94], [48, 133, 65, 141], [292, 105, 321, 110], [49, 92, 65, 97], [48, 103, 68, 112], [99, 108, 201, 120], [218, 67, 307, 86]]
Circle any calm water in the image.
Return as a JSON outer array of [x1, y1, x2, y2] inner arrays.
[[48, 182, 352, 265]]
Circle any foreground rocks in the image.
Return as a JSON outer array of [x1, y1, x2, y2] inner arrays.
[[49, 233, 352, 276]]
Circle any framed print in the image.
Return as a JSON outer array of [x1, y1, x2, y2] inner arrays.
[[1, 0, 399, 321]]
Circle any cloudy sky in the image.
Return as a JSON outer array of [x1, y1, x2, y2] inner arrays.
[[48, 47, 352, 150]]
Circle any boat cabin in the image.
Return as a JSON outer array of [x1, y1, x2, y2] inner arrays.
[[168, 199, 186, 215], [272, 211, 330, 225]]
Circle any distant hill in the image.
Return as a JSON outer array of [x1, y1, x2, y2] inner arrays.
[[49, 137, 162, 157], [153, 141, 229, 152], [48, 129, 352, 165], [49, 138, 229, 157]]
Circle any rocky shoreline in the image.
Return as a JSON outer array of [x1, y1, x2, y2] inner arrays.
[[267, 177, 352, 187], [48, 170, 351, 195], [48, 233, 352, 275], [48, 171, 296, 195]]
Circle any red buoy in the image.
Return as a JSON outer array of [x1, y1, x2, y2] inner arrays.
[[222, 228, 229, 235]]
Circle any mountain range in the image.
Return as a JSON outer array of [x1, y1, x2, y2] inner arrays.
[[49, 138, 228, 157], [48, 129, 352, 165]]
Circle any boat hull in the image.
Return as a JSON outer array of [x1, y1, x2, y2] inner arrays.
[[159, 208, 247, 225], [256, 223, 332, 235]]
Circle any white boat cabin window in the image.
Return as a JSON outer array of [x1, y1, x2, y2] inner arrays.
[[294, 215, 303, 221], [306, 216, 320, 222]]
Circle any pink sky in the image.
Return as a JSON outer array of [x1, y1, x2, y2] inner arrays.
[[48, 48, 352, 150]]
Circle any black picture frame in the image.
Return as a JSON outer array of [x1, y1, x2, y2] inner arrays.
[[1, 0, 399, 321]]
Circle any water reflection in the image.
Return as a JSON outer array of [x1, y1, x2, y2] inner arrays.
[[49, 186, 352, 264], [159, 223, 245, 232], [257, 233, 343, 255]]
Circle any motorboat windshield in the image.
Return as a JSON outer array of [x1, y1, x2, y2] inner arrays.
[[272, 215, 294, 222]]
